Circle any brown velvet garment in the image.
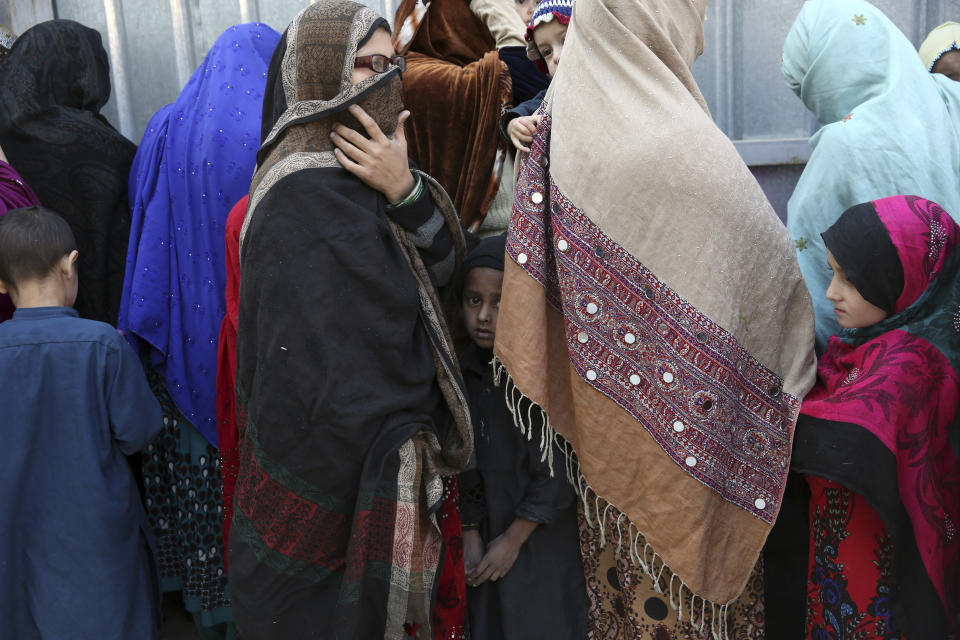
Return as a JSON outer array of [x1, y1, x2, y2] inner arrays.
[[393, 0, 511, 229], [395, 0, 495, 63]]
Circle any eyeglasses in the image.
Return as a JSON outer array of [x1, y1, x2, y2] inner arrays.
[[354, 54, 406, 74]]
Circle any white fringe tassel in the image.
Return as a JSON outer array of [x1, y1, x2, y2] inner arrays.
[[491, 356, 734, 640]]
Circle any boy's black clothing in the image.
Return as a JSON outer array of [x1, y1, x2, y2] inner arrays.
[[459, 342, 588, 640], [499, 47, 550, 104]]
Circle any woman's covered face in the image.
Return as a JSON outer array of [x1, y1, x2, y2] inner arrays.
[[932, 49, 960, 82], [352, 28, 395, 85]]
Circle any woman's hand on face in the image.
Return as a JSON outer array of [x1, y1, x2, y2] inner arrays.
[[331, 104, 415, 204]]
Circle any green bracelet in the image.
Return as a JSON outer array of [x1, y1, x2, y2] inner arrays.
[[390, 174, 423, 208]]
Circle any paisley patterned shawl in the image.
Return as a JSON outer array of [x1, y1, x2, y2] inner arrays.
[[793, 196, 960, 639], [495, 0, 817, 614], [240, 0, 403, 244], [231, 3, 470, 638]]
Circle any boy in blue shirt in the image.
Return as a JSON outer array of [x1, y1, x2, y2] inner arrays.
[[0, 206, 162, 640]]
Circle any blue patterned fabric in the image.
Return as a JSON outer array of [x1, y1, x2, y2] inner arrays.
[[782, 0, 960, 351], [120, 23, 280, 445]]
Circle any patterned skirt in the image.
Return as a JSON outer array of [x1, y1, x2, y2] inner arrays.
[[143, 368, 234, 636], [578, 493, 765, 640], [805, 476, 905, 640]]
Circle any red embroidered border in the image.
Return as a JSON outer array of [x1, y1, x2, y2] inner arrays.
[[507, 108, 800, 523], [235, 433, 396, 570]]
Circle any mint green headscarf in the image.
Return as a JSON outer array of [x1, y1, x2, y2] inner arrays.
[[783, 0, 960, 350]]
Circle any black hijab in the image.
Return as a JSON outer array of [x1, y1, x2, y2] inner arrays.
[[822, 202, 904, 314], [0, 20, 136, 324]]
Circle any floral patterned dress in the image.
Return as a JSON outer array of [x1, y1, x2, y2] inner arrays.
[[805, 476, 904, 640]]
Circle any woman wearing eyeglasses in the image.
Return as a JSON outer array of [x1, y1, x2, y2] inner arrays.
[[228, 2, 473, 639]]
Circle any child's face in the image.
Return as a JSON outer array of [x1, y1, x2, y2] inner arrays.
[[514, 0, 537, 25], [462, 267, 503, 350], [534, 20, 567, 77], [825, 250, 887, 329], [932, 49, 960, 82]]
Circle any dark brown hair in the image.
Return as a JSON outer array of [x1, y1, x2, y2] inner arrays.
[[0, 206, 77, 292]]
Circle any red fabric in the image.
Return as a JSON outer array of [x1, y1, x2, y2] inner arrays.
[[432, 476, 466, 640], [216, 194, 247, 569], [805, 477, 906, 639], [802, 331, 960, 617], [235, 431, 386, 568]]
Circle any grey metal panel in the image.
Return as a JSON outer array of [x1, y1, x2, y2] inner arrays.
[[694, 0, 960, 163], [9, 0, 960, 173], [46, 0, 388, 142], [6, 0, 54, 34]]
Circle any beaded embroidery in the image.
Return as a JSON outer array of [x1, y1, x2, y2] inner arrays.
[[506, 109, 800, 523]]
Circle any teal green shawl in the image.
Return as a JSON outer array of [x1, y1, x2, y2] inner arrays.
[[783, 0, 960, 350]]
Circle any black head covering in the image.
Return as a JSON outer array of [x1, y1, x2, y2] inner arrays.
[[499, 46, 551, 104], [0, 20, 136, 324], [259, 32, 288, 145], [822, 202, 904, 314], [463, 232, 506, 274]]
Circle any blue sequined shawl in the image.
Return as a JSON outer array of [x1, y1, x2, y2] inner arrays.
[[119, 23, 280, 444]]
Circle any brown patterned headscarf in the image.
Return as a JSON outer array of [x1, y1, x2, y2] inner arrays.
[[240, 0, 405, 251]]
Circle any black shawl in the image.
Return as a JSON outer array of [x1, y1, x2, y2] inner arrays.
[[229, 3, 471, 638], [0, 20, 136, 324]]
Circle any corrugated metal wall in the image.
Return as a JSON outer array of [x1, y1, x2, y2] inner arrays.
[[38, 0, 392, 140], [696, 0, 958, 166], [5, 0, 960, 215]]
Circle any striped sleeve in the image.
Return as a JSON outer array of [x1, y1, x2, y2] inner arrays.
[[386, 176, 456, 286]]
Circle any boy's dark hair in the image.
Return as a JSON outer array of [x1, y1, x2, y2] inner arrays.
[[0, 206, 77, 292]]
